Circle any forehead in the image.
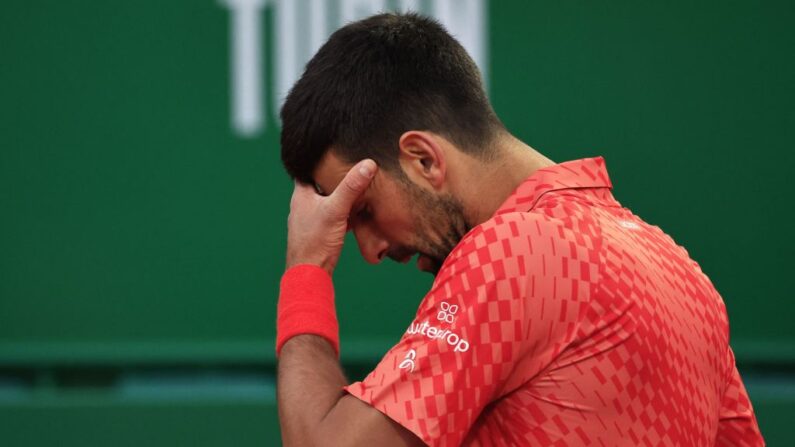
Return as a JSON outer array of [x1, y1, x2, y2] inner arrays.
[[312, 151, 356, 196]]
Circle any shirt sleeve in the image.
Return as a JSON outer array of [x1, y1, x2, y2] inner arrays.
[[714, 348, 765, 447], [344, 213, 587, 446]]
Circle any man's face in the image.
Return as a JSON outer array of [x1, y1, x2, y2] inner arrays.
[[313, 151, 469, 275]]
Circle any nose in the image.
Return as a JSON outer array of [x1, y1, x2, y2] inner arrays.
[[352, 224, 389, 265]]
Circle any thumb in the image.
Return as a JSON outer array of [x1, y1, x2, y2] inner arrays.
[[328, 159, 377, 213]]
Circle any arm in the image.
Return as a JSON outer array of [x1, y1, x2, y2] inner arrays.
[[714, 349, 765, 447], [276, 159, 424, 447], [278, 335, 424, 447]]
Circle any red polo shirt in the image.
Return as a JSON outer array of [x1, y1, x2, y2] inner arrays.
[[344, 157, 763, 446]]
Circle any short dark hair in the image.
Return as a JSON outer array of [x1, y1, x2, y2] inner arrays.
[[280, 12, 504, 184]]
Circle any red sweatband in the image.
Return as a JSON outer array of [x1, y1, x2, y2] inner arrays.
[[276, 264, 339, 357]]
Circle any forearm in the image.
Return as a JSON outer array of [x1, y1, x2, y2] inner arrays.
[[277, 335, 348, 447], [275, 162, 422, 446]]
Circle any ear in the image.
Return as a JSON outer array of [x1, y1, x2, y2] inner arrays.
[[397, 131, 447, 191]]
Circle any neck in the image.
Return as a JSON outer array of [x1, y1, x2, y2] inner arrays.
[[456, 133, 555, 226]]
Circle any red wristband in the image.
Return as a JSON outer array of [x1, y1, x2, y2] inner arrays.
[[276, 264, 339, 357]]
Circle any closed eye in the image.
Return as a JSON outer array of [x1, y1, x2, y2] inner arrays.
[[347, 204, 370, 232], [356, 204, 372, 221]]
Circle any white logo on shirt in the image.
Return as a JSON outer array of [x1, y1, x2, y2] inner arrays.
[[398, 349, 417, 373], [406, 320, 470, 353], [437, 301, 459, 323], [619, 220, 641, 230]]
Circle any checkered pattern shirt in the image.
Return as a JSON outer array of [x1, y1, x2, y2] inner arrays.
[[344, 157, 764, 446]]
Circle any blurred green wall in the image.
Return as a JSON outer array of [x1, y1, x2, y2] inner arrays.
[[1, 0, 793, 445]]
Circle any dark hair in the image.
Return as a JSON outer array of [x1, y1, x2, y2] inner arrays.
[[280, 12, 504, 184]]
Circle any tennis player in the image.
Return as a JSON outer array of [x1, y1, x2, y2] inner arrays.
[[275, 13, 764, 446]]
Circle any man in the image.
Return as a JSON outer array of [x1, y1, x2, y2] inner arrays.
[[275, 12, 764, 447]]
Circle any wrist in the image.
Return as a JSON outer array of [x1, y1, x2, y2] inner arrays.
[[285, 252, 336, 276], [276, 264, 339, 356]]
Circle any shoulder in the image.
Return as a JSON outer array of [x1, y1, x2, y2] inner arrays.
[[428, 211, 573, 295], [444, 212, 569, 269]]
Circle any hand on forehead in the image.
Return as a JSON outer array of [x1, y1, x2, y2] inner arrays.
[[313, 151, 376, 197]]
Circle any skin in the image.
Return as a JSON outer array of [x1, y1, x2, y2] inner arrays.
[[278, 130, 554, 446]]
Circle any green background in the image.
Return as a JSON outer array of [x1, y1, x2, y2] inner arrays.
[[1, 0, 793, 444]]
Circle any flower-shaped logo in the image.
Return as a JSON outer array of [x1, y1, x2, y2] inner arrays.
[[437, 301, 459, 324]]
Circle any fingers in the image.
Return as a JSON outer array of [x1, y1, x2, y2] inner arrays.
[[290, 181, 317, 206], [292, 181, 316, 196], [328, 159, 377, 212]]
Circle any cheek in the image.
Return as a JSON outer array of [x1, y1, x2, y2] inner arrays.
[[372, 207, 415, 240], [369, 180, 422, 241]]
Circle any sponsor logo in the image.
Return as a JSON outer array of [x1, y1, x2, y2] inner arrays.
[[399, 349, 417, 372], [437, 301, 458, 323], [619, 220, 641, 230], [406, 320, 470, 352]]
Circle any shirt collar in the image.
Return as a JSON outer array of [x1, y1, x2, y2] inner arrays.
[[493, 156, 613, 216]]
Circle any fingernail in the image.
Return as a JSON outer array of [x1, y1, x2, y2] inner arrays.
[[359, 160, 375, 178]]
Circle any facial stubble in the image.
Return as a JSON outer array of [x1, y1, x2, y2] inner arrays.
[[401, 181, 471, 274]]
